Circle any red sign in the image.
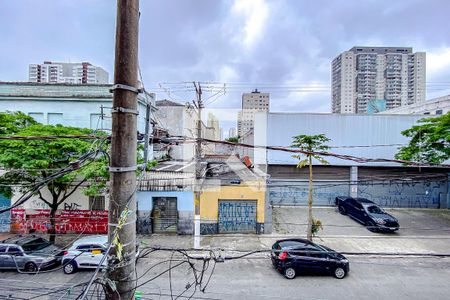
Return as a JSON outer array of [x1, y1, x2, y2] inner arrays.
[[10, 209, 108, 234]]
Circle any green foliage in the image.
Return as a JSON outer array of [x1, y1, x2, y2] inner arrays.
[[395, 112, 450, 164], [291, 134, 330, 167], [311, 218, 323, 237], [225, 136, 239, 143], [0, 111, 37, 135], [0, 112, 109, 204]]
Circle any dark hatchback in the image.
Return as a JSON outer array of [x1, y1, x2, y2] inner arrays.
[[335, 196, 400, 232], [271, 238, 349, 279]]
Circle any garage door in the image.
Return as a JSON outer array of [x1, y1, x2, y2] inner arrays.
[[152, 197, 177, 233], [218, 200, 257, 233]]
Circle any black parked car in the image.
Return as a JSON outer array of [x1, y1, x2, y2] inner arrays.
[[271, 238, 349, 279], [335, 196, 399, 232]]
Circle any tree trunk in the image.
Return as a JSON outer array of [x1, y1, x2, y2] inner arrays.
[[48, 206, 57, 243], [307, 156, 313, 241]]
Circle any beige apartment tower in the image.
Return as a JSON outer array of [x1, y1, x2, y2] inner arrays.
[[332, 47, 426, 114], [237, 89, 270, 137]]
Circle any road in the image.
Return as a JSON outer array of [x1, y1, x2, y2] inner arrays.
[[1, 254, 450, 299], [1, 207, 449, 299]]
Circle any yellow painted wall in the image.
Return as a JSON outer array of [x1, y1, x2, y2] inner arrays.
[[199, 181, 265, 223]]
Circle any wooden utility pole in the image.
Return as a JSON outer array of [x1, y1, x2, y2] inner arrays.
[[194, 81, 203, 177], [107, 0, 139, 299]]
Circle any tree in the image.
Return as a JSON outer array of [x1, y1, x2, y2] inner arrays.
[[292, 134, 330, 241], [0, 112, 108, 243], [395, 112, 450, 164], [225, 136, 239, 143]]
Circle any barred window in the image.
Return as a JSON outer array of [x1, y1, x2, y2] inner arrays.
[[89, 196, 105, 211]]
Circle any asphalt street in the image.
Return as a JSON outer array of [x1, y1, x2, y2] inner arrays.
[[1, 255, 450, 300], [0, 207, 449, 299]]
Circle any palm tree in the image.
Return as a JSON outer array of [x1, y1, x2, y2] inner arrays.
[[292, 134, 330, 241]]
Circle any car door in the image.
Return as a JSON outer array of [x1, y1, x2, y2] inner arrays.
[[346, 199, 356, 216], [75, 244, 94, 267], [0, 245, 8, 268], [352, 202, 364, 222], [4, 246, 25, 269], [89, 244, 107, 267], [290, 246, 316, 273], [306, 248, 329, 274]]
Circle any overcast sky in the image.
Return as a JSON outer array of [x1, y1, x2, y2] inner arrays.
[[1, 0, 450, 131]]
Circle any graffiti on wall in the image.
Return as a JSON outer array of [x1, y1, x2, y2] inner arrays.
[[218, 201, 256, 233], [64, 202, 81, 211], [10, 209, 108, 234], [269, 182, 350, 206], [358, 180, 447, 208], [0, 196, 11, 232]]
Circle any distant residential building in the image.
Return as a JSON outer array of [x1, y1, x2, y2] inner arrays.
[[332, 47, 426, 114], [228, 127, 237, 138], [207, 112, 221, 140], [29, 61, 109, 84], [237, 89, 269, 136], [378, 94, 450, 115], [154, 99, 196, 161]]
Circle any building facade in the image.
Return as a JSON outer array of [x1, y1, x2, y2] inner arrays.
[[0, 82, 155, 134], [0, 81, 157, 234], [379, 94, 450, 115], [207, 112, 221, 141], [332, 47, 426, 114], [29, 61, 109, 84], [237, 89, 270, 137], [253, 112, 449, 233]]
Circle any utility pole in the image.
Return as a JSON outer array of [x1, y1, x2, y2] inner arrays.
[[194, 82, 203, 248], [107, 0, 139, 299]]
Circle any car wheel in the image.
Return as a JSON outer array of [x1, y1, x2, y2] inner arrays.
[[334, 267, 346, 279], [284, 267, 296, 279], [366, 221, 377, 232], [24, 262, 38, 273], [63, 261, 77, 274], [338, 205, 347, 215]]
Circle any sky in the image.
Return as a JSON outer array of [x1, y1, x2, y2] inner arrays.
[[1, 0, 450, 135]]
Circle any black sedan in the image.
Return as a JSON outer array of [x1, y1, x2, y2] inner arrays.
[[271, 238, 349, 279], [335, 196, 399, 232]]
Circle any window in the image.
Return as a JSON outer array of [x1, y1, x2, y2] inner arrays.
[[0, 245, 7, 253], [89, 196, 105, 211], [47, 113, 63, 125], [436, 109, 443, 115], [7, 246, 22, 255], [28, 112, 44, 124]]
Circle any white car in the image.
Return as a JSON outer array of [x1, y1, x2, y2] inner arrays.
[[62, 235, 140, 274]]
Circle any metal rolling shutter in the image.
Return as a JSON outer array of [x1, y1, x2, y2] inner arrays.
[[152, 197, 178, 233], [218, 200, 257, 233]]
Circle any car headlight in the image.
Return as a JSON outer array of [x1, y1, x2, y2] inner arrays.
[[374, 218, 386, 225]]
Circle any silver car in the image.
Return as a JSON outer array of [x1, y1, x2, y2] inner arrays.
[[0, 243, 59, 272]]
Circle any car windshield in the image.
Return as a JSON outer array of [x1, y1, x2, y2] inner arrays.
[[366, 205, 384, 214], [21, 238, 52, 252]]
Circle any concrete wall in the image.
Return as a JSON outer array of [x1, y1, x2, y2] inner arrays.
[[254, 112, 426, 166], [357, 180, 447, 208], [199, 181, 266, 234], [137, 191, 194, 234], [0, 194, 10, 232], [269, 180, 350, 206], [10, 186, 109, 211]]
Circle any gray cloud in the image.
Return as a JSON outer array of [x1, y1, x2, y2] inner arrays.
[[1, 0, 450, 115]]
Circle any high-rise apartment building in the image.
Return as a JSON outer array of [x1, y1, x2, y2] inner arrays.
[[207, 112, 221, 141], [331, 47, 426, 114], [237, 89, 270, 136], [228, 127, 237, 138], [29, 61, 109, 84]]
